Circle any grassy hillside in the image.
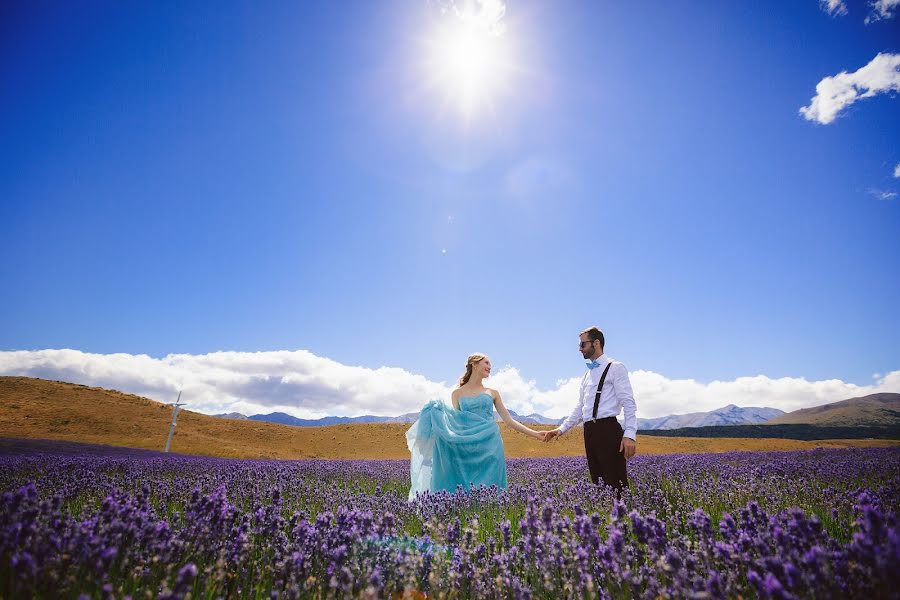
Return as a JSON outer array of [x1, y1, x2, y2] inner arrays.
[[2, 376, 897, 459], [766, 392, 900, 426]]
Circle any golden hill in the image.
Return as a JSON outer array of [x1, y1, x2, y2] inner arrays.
[[766, 392, 900, 426], [1, 376, 896, 459]]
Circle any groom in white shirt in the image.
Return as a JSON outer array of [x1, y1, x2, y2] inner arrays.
[[543, 326, 637, 493]]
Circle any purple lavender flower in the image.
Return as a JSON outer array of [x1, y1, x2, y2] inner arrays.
[[0, 440, 897, 598]]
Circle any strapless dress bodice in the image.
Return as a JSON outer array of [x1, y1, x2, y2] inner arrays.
[[459, 392, 494, 419]]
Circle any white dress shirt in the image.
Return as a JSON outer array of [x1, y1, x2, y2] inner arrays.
[[558, 354, 637, 440]]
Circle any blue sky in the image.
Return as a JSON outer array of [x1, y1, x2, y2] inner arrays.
[[1, 1, 898, 417]]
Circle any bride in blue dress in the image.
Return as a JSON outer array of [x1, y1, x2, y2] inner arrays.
[[406, 353, 545, 500]]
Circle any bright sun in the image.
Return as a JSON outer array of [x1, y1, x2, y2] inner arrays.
[[423, 5, 516, 121]]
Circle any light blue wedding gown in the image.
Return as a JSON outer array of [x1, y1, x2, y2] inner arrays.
[[406, 392, 508, 501]]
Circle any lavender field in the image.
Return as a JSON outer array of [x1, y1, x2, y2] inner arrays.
[[1, 440, 899, 599]]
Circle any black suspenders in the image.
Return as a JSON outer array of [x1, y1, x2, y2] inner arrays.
[[591, 362, 613, 420]]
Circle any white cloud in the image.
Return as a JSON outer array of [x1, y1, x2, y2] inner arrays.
[[820, 0, 848, 16], [442, 0, 507, 36], [867, 187, 898, 200], [484, 366, 582, 417], [799, 52, 900, 125], [866, 0, 900, 23], [894, 162, 900, 178], [1, 349, 898, 420], [626, 370, 900, 417], [0, 349, 452, 419]]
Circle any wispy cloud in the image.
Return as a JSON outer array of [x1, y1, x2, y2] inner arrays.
[[1, 349, 898, 420], [894, 162, 900, 178], [867, 188, 898, 200], [866, 0, 900, 23], [817, 0, 900, 22], [437, 0, 507, 35], [799, 52, 900, 125], [820, 0, 848, 17]]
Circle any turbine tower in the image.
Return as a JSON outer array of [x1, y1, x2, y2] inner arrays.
[[164, 391, 185, 453]]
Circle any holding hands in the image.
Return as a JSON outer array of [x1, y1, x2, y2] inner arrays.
[[539, 429, 561, 442]]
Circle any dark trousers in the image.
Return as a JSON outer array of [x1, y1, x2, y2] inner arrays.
[[583, 417, 628, 493]]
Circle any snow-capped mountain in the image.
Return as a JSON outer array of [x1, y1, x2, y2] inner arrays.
[[635, 404, 785, 430], [214, 404, 783, 429]]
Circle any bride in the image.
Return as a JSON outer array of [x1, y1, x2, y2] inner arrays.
[[406, 353, 544, 500]]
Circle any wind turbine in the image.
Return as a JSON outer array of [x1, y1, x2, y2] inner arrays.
[[164, 391, 185, 453]]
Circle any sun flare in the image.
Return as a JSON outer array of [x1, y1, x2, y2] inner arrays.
[[422, 5, 516, 121]]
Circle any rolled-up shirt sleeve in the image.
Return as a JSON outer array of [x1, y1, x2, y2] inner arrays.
[[616, 363, 637, 440]]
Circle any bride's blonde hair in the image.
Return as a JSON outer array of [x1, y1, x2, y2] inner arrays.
[[458, 353, 487, 388]]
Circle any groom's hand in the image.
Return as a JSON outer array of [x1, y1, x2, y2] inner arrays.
[[542, 429, 561, 442], [619, 437, 636, 460]]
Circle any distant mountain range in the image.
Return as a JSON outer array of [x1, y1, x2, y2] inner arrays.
[[215, 394, 900, 430], [215, 409, 559, 427], [765, 393, 900, 426], [247, 412, 419, 427], [215, 412, 249, 420], [636, 404, 785, 430], [4, 376, 896, 459], [214, 404, 786, 429]]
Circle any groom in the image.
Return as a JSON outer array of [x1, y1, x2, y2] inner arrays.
[[543, 327, 637, 493]]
